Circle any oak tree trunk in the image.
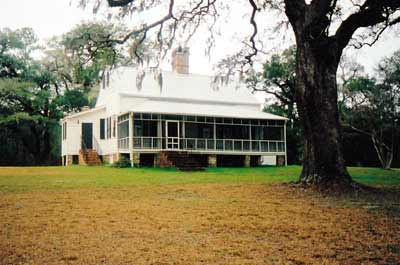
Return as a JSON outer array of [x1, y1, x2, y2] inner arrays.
[[295, 40, 352, 188]]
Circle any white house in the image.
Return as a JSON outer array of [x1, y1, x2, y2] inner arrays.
[[61, 48, 287, 169]]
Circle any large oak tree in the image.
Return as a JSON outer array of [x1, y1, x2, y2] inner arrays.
[[80, 0, 400, 190]]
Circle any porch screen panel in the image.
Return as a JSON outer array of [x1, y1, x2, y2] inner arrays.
[[263, 127, 283, 140], [216, 125, 249, 139], [118, 121, 129, 138], [134, 120, 158, 137], [185, 123, 213, 138], [134, 120, 159, 149]]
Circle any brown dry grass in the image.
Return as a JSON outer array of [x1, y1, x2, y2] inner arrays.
[[1, 183, 399, 265]]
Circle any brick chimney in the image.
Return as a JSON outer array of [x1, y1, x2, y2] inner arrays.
[[172, 47, 189, 74]]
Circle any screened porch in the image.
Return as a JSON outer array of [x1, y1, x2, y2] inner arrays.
[[117, 112, 286, 154]]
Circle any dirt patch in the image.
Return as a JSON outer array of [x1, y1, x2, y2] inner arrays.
[[0, 183, 399, 264]]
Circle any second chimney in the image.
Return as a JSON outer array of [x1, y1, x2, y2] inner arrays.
[[172, 47, 189, 74]]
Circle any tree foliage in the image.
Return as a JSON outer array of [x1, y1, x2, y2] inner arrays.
[[342, 50, 400, 169], [0, 27, 93, 165]]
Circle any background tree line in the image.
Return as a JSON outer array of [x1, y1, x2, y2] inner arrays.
[[0, 24, 128, 165]]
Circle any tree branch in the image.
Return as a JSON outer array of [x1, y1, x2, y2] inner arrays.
[[113, 0, 176, 44], [335, 0, 400, 51], [245, 0, 259, 64]]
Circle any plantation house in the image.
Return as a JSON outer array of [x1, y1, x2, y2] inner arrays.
[[61, 48, 287, 168]]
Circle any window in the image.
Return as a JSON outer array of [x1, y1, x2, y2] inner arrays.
[[100, 119, 105, 139], [106, 72, 110, 87], [113, 118, 116, 137], [106, 117, 112, 139], [62, 122, 67, 140]]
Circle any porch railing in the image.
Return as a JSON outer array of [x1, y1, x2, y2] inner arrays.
[[119, 136, 285, 153], [93, 136, 102, 155], [118, 137, 130, 151]]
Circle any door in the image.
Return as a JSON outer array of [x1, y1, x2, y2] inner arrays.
[[166, 121, 179, 150], [81, 123, 93, 149]]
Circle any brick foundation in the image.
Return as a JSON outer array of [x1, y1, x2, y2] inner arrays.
[[276, 155, 286, 166], [208, 154, 217, 168], [158, 152, 174, 168], [130, 152, 140, 167]]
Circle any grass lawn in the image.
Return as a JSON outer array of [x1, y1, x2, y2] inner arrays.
[[0, 166, 399, 264], [0, 165, 399, 192]]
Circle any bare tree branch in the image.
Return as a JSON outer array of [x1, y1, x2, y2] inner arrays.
[[114, 0, 177, 44], [244, 0, 259, 64], [335, 0, 400, 52]]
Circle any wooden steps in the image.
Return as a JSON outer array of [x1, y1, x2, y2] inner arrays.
[[79, 149, 101, 166], [160, 151, 204, 171]]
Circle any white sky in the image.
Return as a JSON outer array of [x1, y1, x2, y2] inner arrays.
[[1, 0, 399, 76]]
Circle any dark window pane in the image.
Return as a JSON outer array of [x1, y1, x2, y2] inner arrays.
[[276, 120, 285, 126], [215, 118, 223, 123], [233, 119, 241, 124], [197, 116, 205, 122], [166, 114, 178, 120], [100, 119, 105, 139], [134, 113, 141, 119], [112, 118, 116, 137], [142, 113, 151, 119], [206, 117, 214, 123], [223, 118, 233, 124], [185, 123, 197, 138], [167, 122, 178, 137], [264, 127, 283, 140], [187, 116, 196, 121]]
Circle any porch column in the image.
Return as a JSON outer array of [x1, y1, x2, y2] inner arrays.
[[284, 121, 287, 166], [129, 112, 134, 167]]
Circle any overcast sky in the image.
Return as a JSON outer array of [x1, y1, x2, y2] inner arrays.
[[1, 0, 399, 75]]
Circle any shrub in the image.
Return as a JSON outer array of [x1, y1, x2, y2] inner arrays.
[[112, 156, 131, 168]]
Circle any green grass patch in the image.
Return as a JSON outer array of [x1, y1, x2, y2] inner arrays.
[[0, 165, 398, 193]]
